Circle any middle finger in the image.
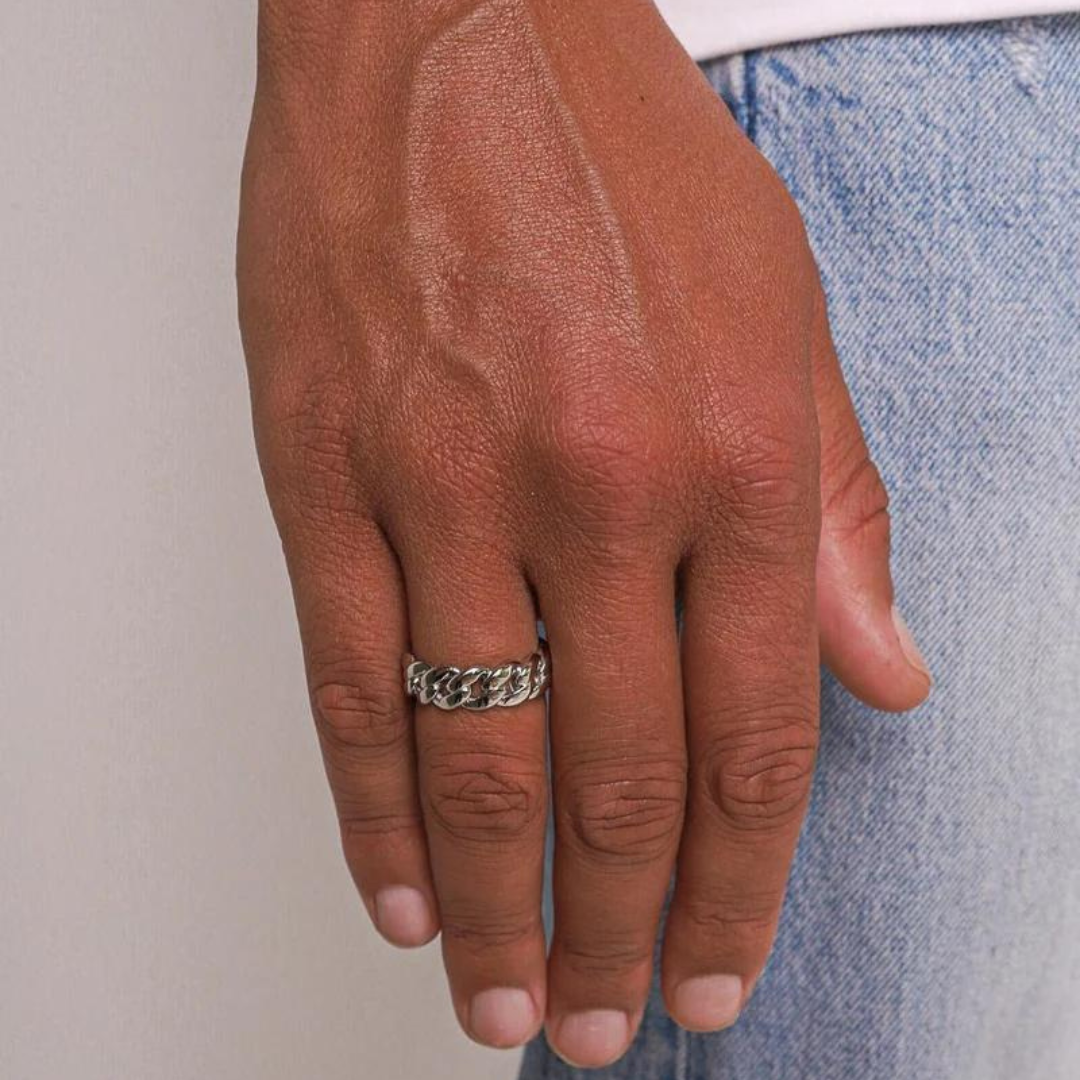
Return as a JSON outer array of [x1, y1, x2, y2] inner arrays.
[[537, 551, 686, 1069]]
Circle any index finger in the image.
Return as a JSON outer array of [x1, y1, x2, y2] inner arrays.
[[662, 437, 821, 1031]]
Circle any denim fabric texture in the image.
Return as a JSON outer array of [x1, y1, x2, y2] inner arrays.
[[521, 17, 1080, 1080]]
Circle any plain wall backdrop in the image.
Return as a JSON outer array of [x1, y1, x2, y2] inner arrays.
[[0, 3, 518, 1077]]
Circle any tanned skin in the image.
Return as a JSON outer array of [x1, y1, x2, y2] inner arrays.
[[238, 0, 930, 1067]]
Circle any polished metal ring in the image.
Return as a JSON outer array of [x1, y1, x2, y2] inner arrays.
[[403, 641, 551, 712]]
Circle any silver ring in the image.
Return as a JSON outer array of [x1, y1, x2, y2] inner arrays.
[[403, 641, 551, 712]]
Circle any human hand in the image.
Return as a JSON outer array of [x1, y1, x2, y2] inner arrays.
[[238, 0, 930, 1067]]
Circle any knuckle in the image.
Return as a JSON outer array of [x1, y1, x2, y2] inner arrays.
[[539, 388, 668, 530], [724, 426, 809, 512], [823, 450, 891, 552], [256, 374, 367, 527], [424, 752, 546, 847], [701, 715, 818, 831], [441, 904, 542, 954], [558, 933, 655, 978], [313, 679, 410, 760], [718, 426, 819, 563], [677, 892, 778, 945], [311, 679, 422, 846], [558, 756, 686, 866], [339, 806, 424, 848]]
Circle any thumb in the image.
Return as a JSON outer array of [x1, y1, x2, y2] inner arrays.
[[811, 286, 932, 712]]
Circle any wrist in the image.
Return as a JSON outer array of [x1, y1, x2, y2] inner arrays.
[[257, 0, 660, 73], [259, 0, 525, 60]]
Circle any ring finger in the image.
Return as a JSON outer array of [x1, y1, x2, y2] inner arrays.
[[401, 538, 550, 1050]]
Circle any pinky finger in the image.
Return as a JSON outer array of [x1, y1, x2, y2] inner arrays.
[[287, 517, 438, 949]]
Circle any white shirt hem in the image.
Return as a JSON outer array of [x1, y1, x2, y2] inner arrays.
[[660, 0, 1079, 59]]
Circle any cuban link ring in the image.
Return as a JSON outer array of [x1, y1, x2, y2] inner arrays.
[[403, 641, 551, 712]]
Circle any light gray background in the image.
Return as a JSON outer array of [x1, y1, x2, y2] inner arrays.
[[0, 3, 519, 1077]]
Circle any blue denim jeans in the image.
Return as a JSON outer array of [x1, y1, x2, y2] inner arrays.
[[521, 16, 1080, 1080]]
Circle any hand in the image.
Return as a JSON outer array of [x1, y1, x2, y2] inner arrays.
[[238, 0, 931, 1067]]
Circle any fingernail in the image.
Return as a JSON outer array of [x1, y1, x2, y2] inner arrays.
[[892, 606, 932, 681], [673, 974, 743, 1031], [549, 1009, 631, 1068], [468, 988, 539, 1048], [373, 886, 435, 948]]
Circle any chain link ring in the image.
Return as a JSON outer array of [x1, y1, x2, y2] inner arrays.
[[403, 641, 551, 712]]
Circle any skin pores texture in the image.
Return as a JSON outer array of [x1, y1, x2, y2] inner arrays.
[[238, 0, 929, 1067]]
